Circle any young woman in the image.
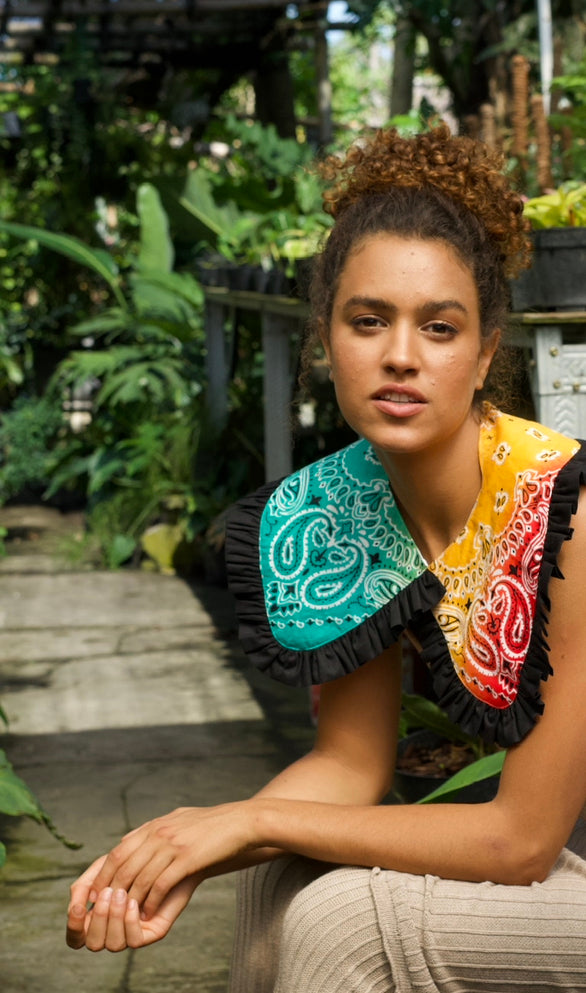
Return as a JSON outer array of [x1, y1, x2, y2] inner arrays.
[[66, 125, 586, 991]]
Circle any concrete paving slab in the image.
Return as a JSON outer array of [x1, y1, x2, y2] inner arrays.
[[0, 553, 87, 574], [0, 571, 218, 630], [0, 623, 222, 666], [1, 648, 263, 735], [0, 510, 315, 992]]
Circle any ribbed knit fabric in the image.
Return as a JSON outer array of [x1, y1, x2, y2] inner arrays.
[[228, 822, 586, 993]]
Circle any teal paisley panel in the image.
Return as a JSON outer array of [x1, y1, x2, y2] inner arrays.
[[259, 439, 428, 650]]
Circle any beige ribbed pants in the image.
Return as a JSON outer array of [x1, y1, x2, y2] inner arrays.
[[228, 821, 586, 992]]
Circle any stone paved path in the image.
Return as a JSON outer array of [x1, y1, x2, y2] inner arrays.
[[0, 507, 314, 992]]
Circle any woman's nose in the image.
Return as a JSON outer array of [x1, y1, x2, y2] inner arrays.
[[381, 325, 419, 373]]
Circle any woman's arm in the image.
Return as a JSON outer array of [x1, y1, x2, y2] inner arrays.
[[68, 489, 586, 948], [254, 486, 586, 886], [67, 644, 402, 948]]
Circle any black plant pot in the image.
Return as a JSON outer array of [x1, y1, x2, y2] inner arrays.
[[510, 227, 586, 312], [393, 730, 500, 805]]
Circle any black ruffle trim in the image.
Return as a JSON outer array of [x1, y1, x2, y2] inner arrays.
[[225, 480, 446, 686], [411, 441, 586, 748], [226, 442, 586, 749]]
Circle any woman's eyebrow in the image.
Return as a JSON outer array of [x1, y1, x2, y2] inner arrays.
[[419, 299, 469, 317], [341, 295, 395, 313], [341, 296, 469, 316]]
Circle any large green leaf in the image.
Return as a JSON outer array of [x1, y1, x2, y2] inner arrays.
[[0, 748, 47, 820], [0, 749, 82, 855], [136, 183, 174, 273], [131, 270, 204, 309], [401, 693, 475, 747], [179, 169, 243, 246], [130, 272, 202, 325], [0, 221, 126, 308], [417, 750, 506, 804], [96, 358, 189, 409]]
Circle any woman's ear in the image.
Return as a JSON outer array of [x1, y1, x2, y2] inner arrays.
[[476, 329, 500, 391]]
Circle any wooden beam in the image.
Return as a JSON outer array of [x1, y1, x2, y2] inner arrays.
[[1, 0, 293, 15]]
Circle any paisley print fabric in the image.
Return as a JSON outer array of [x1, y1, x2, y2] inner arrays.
[[259, 440, 427, 651], [226, 405, 586, 745], [429, 408, 580, 711]]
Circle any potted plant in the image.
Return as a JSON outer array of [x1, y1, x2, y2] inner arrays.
[[510, 181, 586, 312], [393, 693, 505, 805]]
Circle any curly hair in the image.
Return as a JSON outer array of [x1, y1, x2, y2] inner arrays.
[[301, 124, 533, 409]]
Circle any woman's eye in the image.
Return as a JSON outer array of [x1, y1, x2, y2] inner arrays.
[[352, 315, 384, 331], [424, 321, 457, 337]]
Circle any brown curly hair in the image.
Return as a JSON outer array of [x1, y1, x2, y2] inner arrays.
[[301, 124, 533, 408]]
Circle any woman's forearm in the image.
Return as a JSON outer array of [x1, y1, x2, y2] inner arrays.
[[201, 746, 390, 880], [249, 795, 544, 887]]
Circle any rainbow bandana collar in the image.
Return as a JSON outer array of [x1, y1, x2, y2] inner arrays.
[[226, 408, 586, 746]]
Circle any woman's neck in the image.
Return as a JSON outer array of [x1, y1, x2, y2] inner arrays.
[[375, 420, 483, 563]]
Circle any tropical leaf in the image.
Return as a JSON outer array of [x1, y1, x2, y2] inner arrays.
[[401, 693, 476, 747], [44, 453, 95, 498], [54, 347, 137, 386], [0, 221, 126, 308], [131, 270, 203, 309], [179, 169, 242, 245], [0, 747, 81, 858], [68, 309, 131, 340], [0, 349, 24, 386], [417, 750, 506, 804], [106, 533, 137, 569], [136, 183, 174, 274], [130, 274, 199, 325], [86, 449, 128, 495], [0, 749, 45, 819], [96, 358, 189, 408]]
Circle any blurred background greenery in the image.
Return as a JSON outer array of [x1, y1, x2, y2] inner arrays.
[[0, 0, 585, 573]]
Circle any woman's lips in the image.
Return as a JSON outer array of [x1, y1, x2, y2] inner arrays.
[[372, 387, 427, 418]]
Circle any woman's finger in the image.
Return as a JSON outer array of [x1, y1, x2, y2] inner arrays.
[[124, 849, 177, 907], [65, 902, 90, 949], [69, 853, 108, 907], [103, 888, 130, 952], [90, 829, 149, 895], [84, 887, 113, 952], [124, 898, 147, 948], [140, 861, 191, 920]]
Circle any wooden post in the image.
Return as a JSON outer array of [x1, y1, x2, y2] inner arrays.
[[261, 311, 294, 482], [314, 16, 332, 147], [204, 298, 230, 431]]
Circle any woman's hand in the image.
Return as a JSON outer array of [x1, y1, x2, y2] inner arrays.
[[67, 800, 256, 943], [66, 875, 199, 951]]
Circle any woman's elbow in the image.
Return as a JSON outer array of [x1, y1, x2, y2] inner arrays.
[[488, 828, 559, 886]]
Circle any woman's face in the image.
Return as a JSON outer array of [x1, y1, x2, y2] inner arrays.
[[323, 233, 498, 463]]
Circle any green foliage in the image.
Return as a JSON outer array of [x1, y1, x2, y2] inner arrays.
[[329, 5, 394, 130], [523, 183, 586, 228], [179, 117, 333, 271], [0, 220, 126, 309], [0, 393, 65, 504], [1, 182, 209, 566], [400, 692, 504, 802], [0, 747, 81, 867], [550, 63, 586, 180], [417, 750, 506, 805], [136, 182, 175, 273]]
